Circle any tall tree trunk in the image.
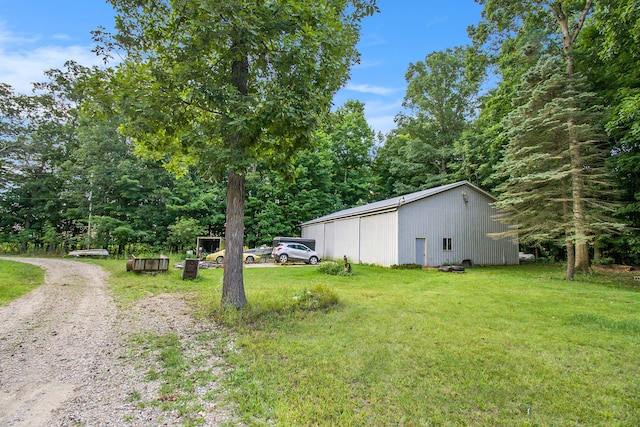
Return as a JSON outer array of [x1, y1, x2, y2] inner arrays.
[[569, 120, 590, 272], [222, 168, 247, 309], [552, 0, 593, 273], [564, 201, 575, 280], [221, 34, 249, 309], [565, 238, 575, 280], [593, 245, 602, 264]]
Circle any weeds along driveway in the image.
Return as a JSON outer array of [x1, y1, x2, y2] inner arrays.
[[0, 257, 238, 427]]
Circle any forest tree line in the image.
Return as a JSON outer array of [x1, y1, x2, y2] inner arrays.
[[1, 0, 638, 267]]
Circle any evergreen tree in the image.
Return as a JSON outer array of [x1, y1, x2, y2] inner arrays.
[[492, 56, 621, 279]]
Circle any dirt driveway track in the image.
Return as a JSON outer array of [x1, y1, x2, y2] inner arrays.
[[0, 257, 235, 426]]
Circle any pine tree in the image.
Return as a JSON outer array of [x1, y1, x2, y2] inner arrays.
[[493, 56, 621, 279]]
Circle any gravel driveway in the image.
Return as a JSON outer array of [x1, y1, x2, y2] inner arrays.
[[0, 258, 237, 426]]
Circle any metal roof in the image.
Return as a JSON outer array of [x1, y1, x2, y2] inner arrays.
[[301, 181, 496, 226]]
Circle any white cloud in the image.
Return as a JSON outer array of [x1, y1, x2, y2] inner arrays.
[[345, 84, 399, 96], [0, 45, 103, 93], [366, 114, 397, 135], [354, 59, 383, 69], [0, 23, 103, 93], [52, 33, 73, 41], [363, 98, 404, 135]]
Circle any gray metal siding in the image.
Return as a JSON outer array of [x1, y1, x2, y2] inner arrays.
[[331, 218, 360, 262], [397, 184, 518, 266], [301, 224, 325, 256], [324, 222, 335, 259], [359, 211, 398, 266]]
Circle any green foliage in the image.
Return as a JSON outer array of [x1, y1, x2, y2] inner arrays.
[[375, 46, 484, 196], [2, 0, 640, 269], [317, 261, 352, 276], [324, 100, 377, 207], [167, 218, 206, 253], [492, 56, 621, 251], [103, 0, 378, 308], [103, 0, 378, 177], [292, 283, 339, 310], [390, 263, 423, 270], [211, 282, 340, 327]]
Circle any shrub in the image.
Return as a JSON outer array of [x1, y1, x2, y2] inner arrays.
[[592, 257, 615, 266], [209, 283, 340, 326], [391, 263, 422, 270], [293, 284, 339, 311], [317, 261, 352, 276]]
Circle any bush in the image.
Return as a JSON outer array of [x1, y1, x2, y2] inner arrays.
[[391, 263, 423, 270], [210, 283, 340, 326], [592, 257, 616, 266], [293, 284, 339, 311], [317, 261, 352, 276]]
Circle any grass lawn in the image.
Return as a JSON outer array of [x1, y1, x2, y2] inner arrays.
[[94, 260, 640, 426], [0, 259, 44, 306]]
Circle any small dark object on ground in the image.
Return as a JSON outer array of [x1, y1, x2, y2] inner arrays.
[[182, 258, 199, 280], [127, 256, 169, 273], [438, 265, 465, 273], [344, 255, 352, 273]]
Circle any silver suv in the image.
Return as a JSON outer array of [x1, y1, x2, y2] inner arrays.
[[272, 243, 321, 265]]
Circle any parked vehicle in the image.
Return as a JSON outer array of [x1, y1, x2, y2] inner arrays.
[[272, 243, 321, 265], [519, 252, 535, 262], [206, 249, 259, 263], [246, 246, 273, 257], [272, 236, 316, 250]]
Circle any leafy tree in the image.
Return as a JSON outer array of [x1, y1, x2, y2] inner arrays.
[[402, 46, 484, 176], [374, 125, 447, 196], [167, 217, 205, 253], [578, 0, 640, 263], [100, 0, 378, 308], [0, 83, 73, 251], [455, 30, 555, 189], [324, 100, 376, 207], [42, 221, 63, 254], [0, 84, 27, 190], [375, 46, 484, 195], [245, 144, 340, 247]]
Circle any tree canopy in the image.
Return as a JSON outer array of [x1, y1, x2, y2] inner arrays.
[[98, 0, 378, 308], [1, 0, 640, 278]]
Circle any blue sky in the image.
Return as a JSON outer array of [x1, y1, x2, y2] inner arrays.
[[0, 0, 483, 134]]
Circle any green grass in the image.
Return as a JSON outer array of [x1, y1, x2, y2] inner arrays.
[[218, 264, 638, 426], [95, 261, 640, 426], [16, 258, 640, 425], [0, 259, 44, 305]]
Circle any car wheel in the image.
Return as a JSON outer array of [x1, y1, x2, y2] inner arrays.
[[308, 256, 319, 265], [245, 256, 254, 263], [216, 256, 224, 263], [278, 254, 288, 263]]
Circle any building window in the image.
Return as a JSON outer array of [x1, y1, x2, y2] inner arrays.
[[443, 238, 452, 251]]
